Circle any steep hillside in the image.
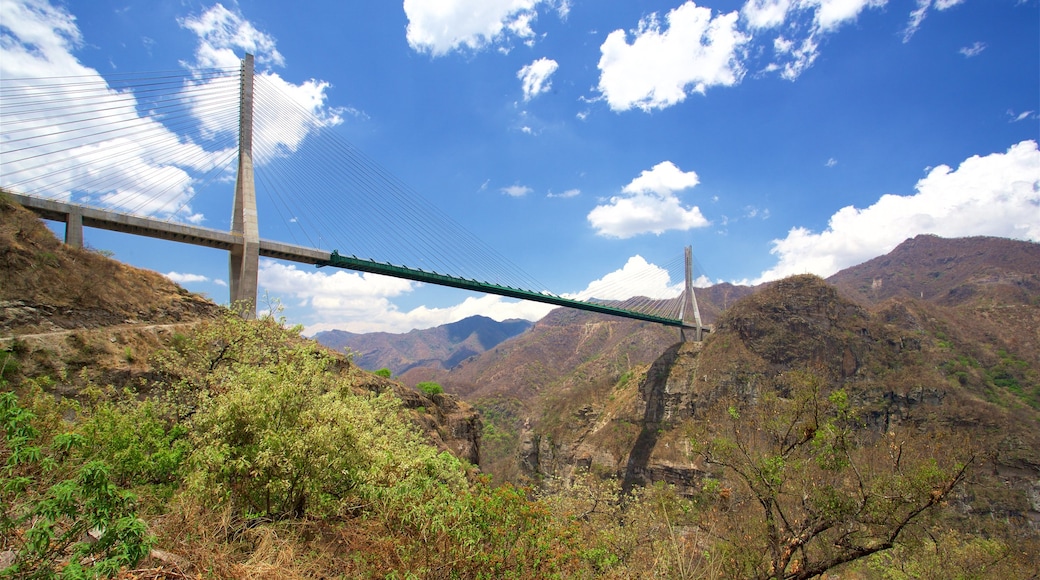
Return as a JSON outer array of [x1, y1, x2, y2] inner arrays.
[[314, 315, 532, 374], [828, 234, 1040, 307], [0, 195, 481, 463], [410, 291, 753, 482], [515, 273, 1039, 573], [0, 193, 219, 335]]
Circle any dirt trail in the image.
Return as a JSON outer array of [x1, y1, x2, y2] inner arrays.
[[1, 321, 198, 344]]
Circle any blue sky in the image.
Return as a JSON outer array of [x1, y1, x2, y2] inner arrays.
[[1, 0, 1038, 333]]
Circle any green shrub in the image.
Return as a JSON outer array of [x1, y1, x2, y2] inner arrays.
[[374, 367, 392, 378], [186, 341, 366, 519], [416, 381, 443, 396], [0, 390, 152, 577], [78, 400, 190, 492]]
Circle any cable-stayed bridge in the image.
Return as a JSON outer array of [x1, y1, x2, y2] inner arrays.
[[1, 55, 708, 340]]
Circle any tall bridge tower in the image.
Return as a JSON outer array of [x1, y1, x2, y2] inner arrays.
[[229, 54, 260, 319]]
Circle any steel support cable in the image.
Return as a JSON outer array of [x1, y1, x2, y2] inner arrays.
[[251, 75, 547, 292], [249, 93, 457, 276], [0, 74, 233, 107], [246, 103, 366, 253], [3, 103, 238, 198], [0, 73, 234, 112], [255, 170, 311, 248], [0, 83, 236, 136], [39, 136, 233, 219], [0, 67, 236, 86], [12, 105, 239, 217], [2, 129, 236, 208], [0, 94, 238, 156], [252, 149, 358, 254], [158, 150, 239, 224], [118, 140, 240, 217], [1, 96, 237, 146], [249, 93, 458, 276], [249, 78, 602, 301], [0, 98, 238, 174]]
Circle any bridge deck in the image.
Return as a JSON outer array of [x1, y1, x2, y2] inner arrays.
[[8, 192, 705, 331]]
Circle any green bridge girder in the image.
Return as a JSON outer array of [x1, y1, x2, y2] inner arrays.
[[321, 251, 701, 330]]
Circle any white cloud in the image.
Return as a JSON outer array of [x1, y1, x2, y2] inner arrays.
[[0, 0, 225, 222], [804, 0, 887, 33], [518, 57, 559, 101], [403, 0, 547, 56], [622, 160, 702, 195], [259, 260, 554, 334], [566, 256, 684, 301], [0, 0, 341, 225], [1009, 110, 1036, 123], [178, 3, 284, 68], [752, 140, 1040, 284], [826, 157, 838, 167], [587, 161, 710, 238], [165, 272, 210, 284], [959, 41, 986, 58], [179, 4, 344, 165], [904, 0, 965, 42], [547, 188, 580, 199], [597, 2, 747, 112], [742, 0, 794, 29], [501, 184, 532, 197], [745, 0, 887, 80]]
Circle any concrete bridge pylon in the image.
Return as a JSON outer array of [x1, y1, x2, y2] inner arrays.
[[229, 54, 260, 319]]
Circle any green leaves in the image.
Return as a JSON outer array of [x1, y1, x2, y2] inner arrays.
[[0, 390, 153, 578]]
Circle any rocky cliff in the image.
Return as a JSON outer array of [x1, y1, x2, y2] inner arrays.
[[519, 274, 1040, 529]]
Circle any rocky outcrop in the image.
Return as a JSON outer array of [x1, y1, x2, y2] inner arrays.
[[358, 374, 484, 466]]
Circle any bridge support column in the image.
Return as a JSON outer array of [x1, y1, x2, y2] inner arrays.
[[230, 54, 259, 319], [679, 246, 703, 342], [65, 210, 83, 248]]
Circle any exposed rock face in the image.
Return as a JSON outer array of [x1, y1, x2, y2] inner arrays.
[[518, 274, 1040, 530], [353, 373, 483, 466]]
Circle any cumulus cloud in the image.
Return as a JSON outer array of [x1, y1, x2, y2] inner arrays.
[[567, 256, 684, 301], [179, 4, 344, 165], [742, 0, 794, 30], [518, 57, 559, 101], [805, 0, 887, 33], [179, 3, 284, 68], [403, 0, 548, 56], [259, 260, 554, 334], [752, 140, 1040, 284], [597, 2, 747, 112], [587, 161, 710, 238], [501, 184, 532, 197], [0, 0, 341, 224], [165, 272, 210, 284], [0, 0, 223, 221]]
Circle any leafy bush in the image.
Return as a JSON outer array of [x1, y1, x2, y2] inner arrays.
[[374, 367, 392, 378], [78, 400, 190, 493], [416, 381, 443, 396], [185, 338, 366, 519], [0, 390, 153, 577]]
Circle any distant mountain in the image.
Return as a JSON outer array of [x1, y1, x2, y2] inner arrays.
[[426, 235, 1039, 486], [827, 234, 1040, 306], [313, 315, 533, 375]]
